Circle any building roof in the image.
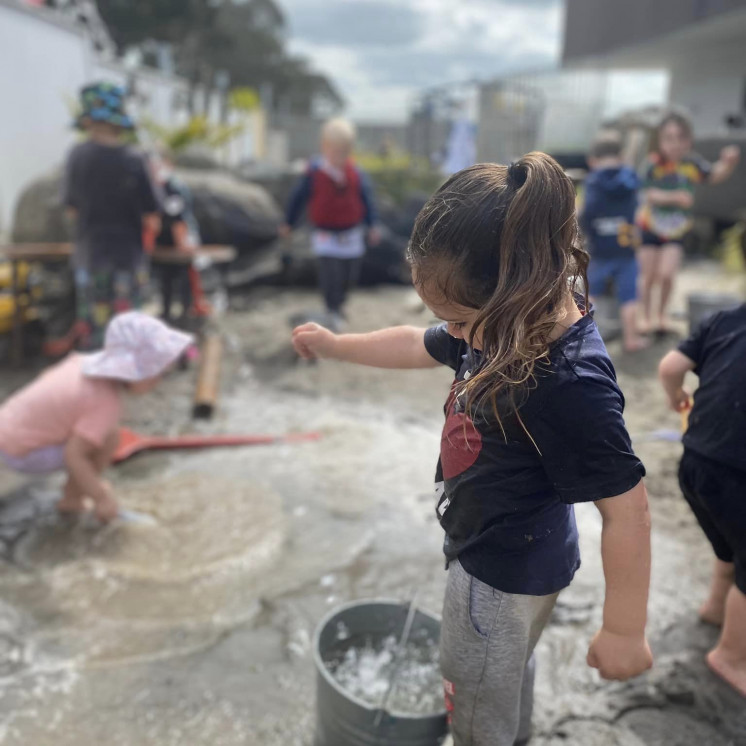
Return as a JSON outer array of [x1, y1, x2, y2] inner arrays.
[[563, 0, 746, 67]]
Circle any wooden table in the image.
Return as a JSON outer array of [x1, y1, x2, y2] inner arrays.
[[0, 243, 236, 365]]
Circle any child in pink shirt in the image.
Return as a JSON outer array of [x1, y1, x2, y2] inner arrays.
[[0, 312, 192, 522]]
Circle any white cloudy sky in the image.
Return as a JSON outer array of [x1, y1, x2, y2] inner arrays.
[[279, 0, 668, 121]]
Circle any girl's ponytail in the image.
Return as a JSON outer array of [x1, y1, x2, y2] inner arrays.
[[506, 161, 528, 190], [409, 152, 589, 421]]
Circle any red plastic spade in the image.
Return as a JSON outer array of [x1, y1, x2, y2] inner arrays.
[[114, 427, 322, 464]]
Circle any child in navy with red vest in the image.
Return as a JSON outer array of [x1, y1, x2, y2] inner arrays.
[[280, 119, 379, 328]]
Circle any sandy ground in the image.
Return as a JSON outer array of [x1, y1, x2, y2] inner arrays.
[[0, 264, 744, 745]]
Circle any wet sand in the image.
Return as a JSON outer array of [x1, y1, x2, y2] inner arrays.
[[0, 265, 744, 745]]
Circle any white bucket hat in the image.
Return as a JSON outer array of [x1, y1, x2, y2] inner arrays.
[[82, 311, 194, 382]]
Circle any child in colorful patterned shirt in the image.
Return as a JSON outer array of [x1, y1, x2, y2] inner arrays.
[[637, 112, 739, 335]]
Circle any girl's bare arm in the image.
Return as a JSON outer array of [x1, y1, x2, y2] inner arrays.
[[292, 323, 440, 369], [64, 434, 111, 503], [587, 480, 653, 681], [171, 221, 194, 252], [643, 188, 694, 209]]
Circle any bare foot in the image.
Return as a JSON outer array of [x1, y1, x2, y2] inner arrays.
[[637, 321, 653, 336], [623, 336, 651, 353], [655, 319, 678, 336], [56, 496, 86, 515], [707, 648, 746, 698], [94, 496, 119, 524], [699, 601, 725, 627]]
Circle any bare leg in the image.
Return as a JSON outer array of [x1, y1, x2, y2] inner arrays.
[[656, 243, 682, 331], [620, 301, 649, 352], [700, 559, 735, 626], [92, 430, 120, 522], [57, 475, 86, 514], [58, 431, 120, 521], [93, 429, 119, 472], [636, 247, 659, 334], [707, 584, 746, 697]]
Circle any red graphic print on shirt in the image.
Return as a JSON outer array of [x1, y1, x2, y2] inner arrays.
[[440, 387, 483, 480]]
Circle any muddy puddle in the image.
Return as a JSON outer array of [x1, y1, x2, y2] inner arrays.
[[0, 343, 444, 744], [0, 277, 745, 745]]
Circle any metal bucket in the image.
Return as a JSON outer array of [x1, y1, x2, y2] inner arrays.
[[687, 292, 742, 332], [313, 600, 449, 746]]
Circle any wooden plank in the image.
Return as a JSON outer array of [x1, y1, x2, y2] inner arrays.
[[193, 334, 223, 420], [0, 243, 236, 264], [0, 243, 73, 261], [151, 245, 236, 266]]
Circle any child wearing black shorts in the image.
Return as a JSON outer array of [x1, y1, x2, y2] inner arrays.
[[659, 305, 746, 698]]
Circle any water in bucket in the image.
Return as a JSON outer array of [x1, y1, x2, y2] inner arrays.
[[324, 626, 443, 716], [314, 601, 448, 746]]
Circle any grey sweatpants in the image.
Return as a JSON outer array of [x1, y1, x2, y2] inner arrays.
[[440, 560, 559, 746]]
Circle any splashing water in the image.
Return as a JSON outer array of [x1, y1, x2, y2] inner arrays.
[[324, 629, 443, 716]]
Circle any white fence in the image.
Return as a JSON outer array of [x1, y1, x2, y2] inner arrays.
[[477, 70, 610, 164]]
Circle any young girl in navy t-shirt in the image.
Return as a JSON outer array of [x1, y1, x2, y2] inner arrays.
[[293, 152, 653, 745]]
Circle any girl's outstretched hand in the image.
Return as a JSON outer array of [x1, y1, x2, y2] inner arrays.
[[587, 628, 653, 681], [292, 323, 338, 360]]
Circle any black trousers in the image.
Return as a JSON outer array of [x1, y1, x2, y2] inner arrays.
[[159, 264, 192, 322], [317, 256, 361, 313]]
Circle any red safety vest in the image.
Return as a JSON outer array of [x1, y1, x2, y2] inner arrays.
[[308, 162, 365, 230]]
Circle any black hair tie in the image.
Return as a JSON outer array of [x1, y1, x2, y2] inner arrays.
[[507, 161, 527, 189]]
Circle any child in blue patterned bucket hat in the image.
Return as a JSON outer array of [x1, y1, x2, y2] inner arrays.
[[76, 81, 135, 131], [64, 82, 161, 350]]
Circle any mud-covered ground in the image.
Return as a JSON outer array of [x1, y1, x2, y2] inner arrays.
[[0, 264, 744, 745]]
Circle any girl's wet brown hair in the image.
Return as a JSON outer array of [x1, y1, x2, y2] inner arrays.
[[408, 152, 588, 422]]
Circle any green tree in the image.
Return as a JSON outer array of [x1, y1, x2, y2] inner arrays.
[[93, 0, 342, 116]]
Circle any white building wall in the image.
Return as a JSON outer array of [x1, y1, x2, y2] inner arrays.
[[0, 1, 262, 239], [0, 2, 90, 236]]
